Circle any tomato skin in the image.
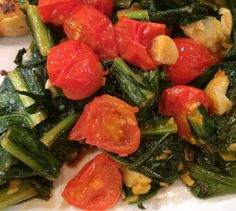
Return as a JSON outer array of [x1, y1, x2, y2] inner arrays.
[[81, 0, 114, 17], [69, 94, 140, 156], [46, 40, 105, 100], [38, 0, 78, 25], [62, 153, 122, 210], [114, 17, 166, 70], [63, 4, 118, 61], [158, 85, 211, 141], [166, 38, 218, 84]]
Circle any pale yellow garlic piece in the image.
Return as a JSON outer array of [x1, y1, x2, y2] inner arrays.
[[205, 70, 232, 115], [150, 35, 179, 65], [181, 171, 195, 187], [219, 8, 233, 36], [181, 8, 233, 56], [121, 166, 151, 195]]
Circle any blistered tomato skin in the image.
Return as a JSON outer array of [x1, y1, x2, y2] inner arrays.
[[38, 0, 78, 25], [114, 17, 166, 70], [80, 0, 114, 17], [62, 153, 122, 210], [166, 38, 218, 84], [46, 40, 105, 100], [69, 94, 141, 156], [63, 4, 118, 61], [159, 85, 211, 140]]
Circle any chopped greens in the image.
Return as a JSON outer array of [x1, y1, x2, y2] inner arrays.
[[1, 0, 236, 209]]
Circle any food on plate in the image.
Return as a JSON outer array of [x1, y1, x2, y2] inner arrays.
[[69, 94, 140, 156], [165, 38, 218, 84], [62, 153, 122, 210], [158, 85, 211, 143], [114, 17, 166, 70], [0, 0, 28, 36], [205, 70, 232, 115], [46, 40, 106, 100], [181, 8, 233, 56], [63, 4, 118, 60], [38, 0, 78, 25], [0, 0, 236, 210]]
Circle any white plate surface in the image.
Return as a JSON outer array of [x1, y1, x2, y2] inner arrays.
[[0, 36, 236, 211]]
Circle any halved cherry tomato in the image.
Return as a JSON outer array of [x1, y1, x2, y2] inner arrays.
[[166, 38, 218, 84], [80, 0, 114, 17], [46, 40, 105, 100], [62, 153, 122, 210], [69, 94, 140, 156], [158, 85, 211, 141], [114, 17, 166, 70], [63, 4, 118, 61], [38, 0, 78, 25]]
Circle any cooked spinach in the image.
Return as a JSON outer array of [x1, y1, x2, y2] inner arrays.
[[0, 177, 52, 209], [215, 106, 236, 156], [0, 78, 43, 133], [225, 0, 236, 60], [0, 163, 38, 185], [110, 57, 156, 109], [2, 0, 236, 208], [187, 105, 217, 149], [0, 146, 17, 172], [106, 134, 171, 167], [186, 162, 236, 198], [107, 134, 183, 183], [0, 127, 61, 179], [140, 115, 177, 136], [149, 3, 218, 26], [130, 135, 183, 183]]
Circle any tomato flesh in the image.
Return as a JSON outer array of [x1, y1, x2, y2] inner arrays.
[[63, 4, 118, 61], [38, 0, 78, 25], [81, 0, 114, 17], [158, 85, 211, 141], [46, 40, 105, 100], [114, 17, 166, 70], [62, 153, 122, 210], [166, 38, 218, 84], [69, 94, 140, 156]]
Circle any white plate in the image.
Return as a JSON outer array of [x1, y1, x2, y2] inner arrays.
[[0, 36, 236, 211]]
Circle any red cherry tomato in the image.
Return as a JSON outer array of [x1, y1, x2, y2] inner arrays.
[[158, 85, 211, 141], [69, 94, 140, 156], [166, 38, 218, 84], [46, 40, 105, 100], [62, 153, 122, 210], [38, 0, 78, 25], [80, 0, 114, 17], [114, 17, 166, 70], [63, 4, 118, 61]]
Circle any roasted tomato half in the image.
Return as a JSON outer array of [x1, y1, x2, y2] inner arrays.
[[38, 0, 78, 25], [166, 38, 218, 84], [114, 17, 166, 70], [62, 153, 122, 210], [46, 40, 105, 100], [63, 4, 118, 60], [80, 0, 114, 17], [158, 85, 211, 141], [69, 94, 141, 156]]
